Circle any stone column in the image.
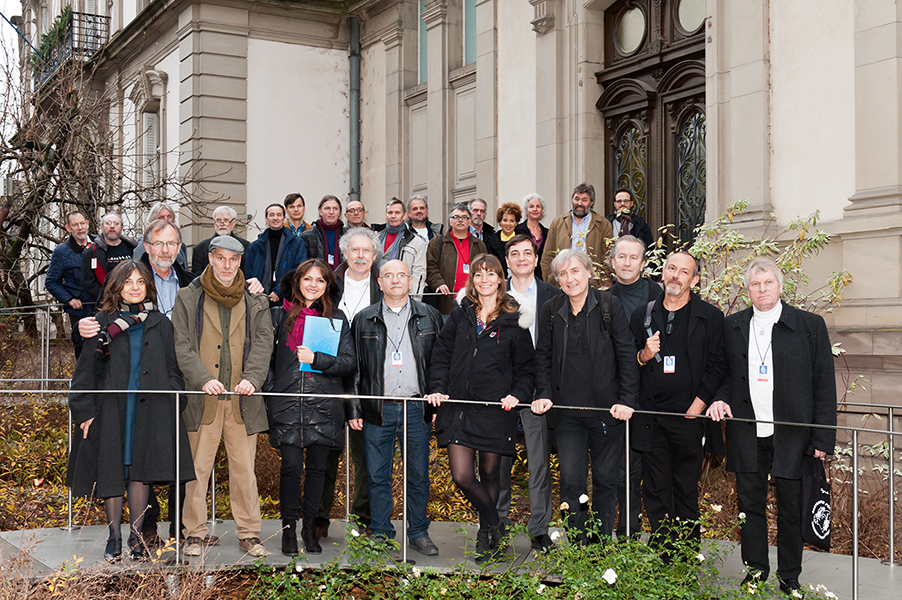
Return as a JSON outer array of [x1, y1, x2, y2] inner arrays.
[[178, 3, 249, 245], [383, 2, 419, 202], [834, 0, 902, 326], [532, 0, 567, 209], [474, 0, 497, 208], [423, 1, 451, 212]]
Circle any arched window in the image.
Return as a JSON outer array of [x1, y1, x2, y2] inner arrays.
[[596, 0, 705, 244]]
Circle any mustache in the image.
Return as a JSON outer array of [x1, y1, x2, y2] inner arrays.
[[353, 258, 368, 265]]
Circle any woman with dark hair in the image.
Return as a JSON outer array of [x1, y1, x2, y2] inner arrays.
[[485, 202, 522, 265], [426, 254, 535, 563], [265, 258, 360, 555], [66, 260, 193, 561], [300, 195, 346, 270], [514, 194, 549, 280]]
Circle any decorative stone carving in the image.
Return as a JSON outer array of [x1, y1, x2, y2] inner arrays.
[[530, 0, 555, 35]]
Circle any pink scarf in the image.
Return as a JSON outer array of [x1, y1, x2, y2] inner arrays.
[[283, 299, 321, 352]]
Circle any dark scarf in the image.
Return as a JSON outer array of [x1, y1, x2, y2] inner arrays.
[[380, 223, 406, 261], [282, 299, 321, 352], [93, 301, 155, 377], [616, 209, 632, 236], [200, 265, 246, 309], [318, 220, 343, 268]]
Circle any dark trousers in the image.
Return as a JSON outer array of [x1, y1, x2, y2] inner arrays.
[[497, 407, 553, 537], [642, 416, 703, 544], [68, 313, 85, 359], [279, 444, 331, 521], [617, 442, 643, 538], [318, 427, 369, 528], [142, 483, 186, 539], [555, 411, 624, 540], [736, 436, 803, 583]]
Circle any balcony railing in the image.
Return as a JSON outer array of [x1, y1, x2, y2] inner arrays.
[[33, 12, 110, 89]]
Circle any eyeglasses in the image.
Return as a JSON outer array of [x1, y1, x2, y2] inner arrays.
[[380, 273, 410, 281], [346, 208, 365, 214], [214, 218, 235, 226], [148, 241, 180, 249], [450, 215, 470, 222], [666, 311, 675, 335]]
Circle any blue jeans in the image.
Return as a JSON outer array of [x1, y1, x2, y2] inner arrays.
[[363, 401, 432, 541], [555, 411, 624, 541]]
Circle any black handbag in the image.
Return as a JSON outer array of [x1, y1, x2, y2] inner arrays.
[[800, 454, 831, 551]]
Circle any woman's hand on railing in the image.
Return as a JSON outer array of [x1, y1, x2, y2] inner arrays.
[[705, 400, 732, 422], [424, 393, 448, 407], [500, 395, 519, 411]]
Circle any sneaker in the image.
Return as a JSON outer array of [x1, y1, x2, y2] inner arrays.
[[239, 537, 268, 557], [182, 537, 203, 557], [409, 536, 439, 556]]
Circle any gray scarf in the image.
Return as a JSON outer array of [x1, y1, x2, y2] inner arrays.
[[380, 224, 406, 261]]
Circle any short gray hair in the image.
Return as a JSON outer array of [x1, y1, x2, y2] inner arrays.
[[468, 198, 487, 211], [521, 193, 546, 216], [450, 203, 471, 217], [744, 256, 784, 289], [339, 226, 382, 262], [147, 201, 177, 225], [213, 205, 237, 221], [144, 219, 182, 244], [610, 235, 647, 262], [550, 249, 594, 283], [407, 194, 427, 208]]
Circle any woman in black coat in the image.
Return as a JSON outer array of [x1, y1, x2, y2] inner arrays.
[[265, 258, 359, 556], [66, 260, 193, 561], [426, 254, 535, 563], [514, 193, 549, 280], [485, 202, 522, 266]]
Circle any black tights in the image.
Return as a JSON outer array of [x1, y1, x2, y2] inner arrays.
[[105, 481, 150, 542], [448, 444, 502, 529]]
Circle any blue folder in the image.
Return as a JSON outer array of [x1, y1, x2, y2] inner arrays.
[[300, 316, 343, 373]]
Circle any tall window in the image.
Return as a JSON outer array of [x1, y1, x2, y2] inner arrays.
[[597, 0, 706, 244], [418, 0, 428, 83], [463, 0, 476, 65], [141, 111, 160, 199]]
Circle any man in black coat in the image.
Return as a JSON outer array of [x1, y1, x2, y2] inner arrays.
[[606, 188, 654, 250], [496, 234, 562, 551], [629, 251, 726, 549], [533, 248, 639, 543], [191, 206, 250, 276], [706, 257, 836, 594], [353, 259, 444, 556]]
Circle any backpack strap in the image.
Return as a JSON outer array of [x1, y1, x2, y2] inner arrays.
[[643, 299, 662, 363]]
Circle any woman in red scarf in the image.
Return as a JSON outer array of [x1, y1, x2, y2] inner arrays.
[[264, 259, 360, 555]]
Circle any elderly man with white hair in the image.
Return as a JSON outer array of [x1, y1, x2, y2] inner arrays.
[[706, 256, 836, 595], [191, 206, 251, 276], [133, 201, 189, 270]]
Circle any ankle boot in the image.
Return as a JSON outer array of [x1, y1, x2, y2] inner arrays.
[[301, 518, 322, 554], [489, 521, 509, 558], [474, 527, 491, 564], [282, 519, 298, 556]]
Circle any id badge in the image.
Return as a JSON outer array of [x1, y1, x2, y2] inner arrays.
[[91, 257, 97, 269], [463, 263, 470, 274], [392, 351, 403, 367], [328, 254, 335, 264], [756, 364, 770, 383], [663, 356, 675, 374]]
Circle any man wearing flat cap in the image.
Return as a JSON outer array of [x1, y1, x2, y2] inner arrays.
[[173, 235, 274, 557]]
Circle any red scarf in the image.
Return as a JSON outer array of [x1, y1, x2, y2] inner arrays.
[[283, 299, 321, 352]]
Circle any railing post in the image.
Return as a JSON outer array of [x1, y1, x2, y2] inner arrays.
[[625, 419, 631, 538], [207, 468, 221, 525], [883, 407, 900, 566], [345, 421, 351, 520], [60, 406, 80, 531], [175, 391, 181, 564], [853, 429, 860, 600], [402, 397, 408, 564]]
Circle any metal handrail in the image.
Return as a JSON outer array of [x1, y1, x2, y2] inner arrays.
[[1, 386, 898, 597]]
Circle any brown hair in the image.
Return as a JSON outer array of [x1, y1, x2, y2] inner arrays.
[[464, 254, 518, 323], [504, 233, 538, 256], [284, 259, 337, 330], [495, 202, 522, 224], [98, 260, 157, 314]]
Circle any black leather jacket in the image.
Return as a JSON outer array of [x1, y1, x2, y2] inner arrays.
[[352, 299, 444, 426], [264, 304, 359, 450]]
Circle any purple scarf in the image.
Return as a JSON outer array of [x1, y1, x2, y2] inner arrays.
[[283, 299, 320, 352]]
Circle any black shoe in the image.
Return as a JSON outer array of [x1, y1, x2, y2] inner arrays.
[[529, 533, 554, 552], [104, 537, 122, 562], [282, 519, 298, 556], [409, 536, 439, 556], [316, 524, 329, 540], [488, 522, 510, 561], [302, 518, 322, 555], [128, 533, 148, 561], [474, 528, 491, 563], [779, 578, 801, 595]]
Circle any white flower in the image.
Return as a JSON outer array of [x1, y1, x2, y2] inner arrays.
[[825, 592, 836, 599], [738, 512, 746, 520], [602, 568, 617, 585], [350, 529, 361, 537], [537, 584, 546, 594], [560, 502, 570, 511], [440, 588, 447, 595], [550, 531, 562, 542], [412, 567, 421, 578], [792, 590, 803, 599], [295, 563, 303, 572], [578, 494, 590, 504], [696, 553, 705, 562], [710, 504, 722, 512], [319, 585, 326, 591]]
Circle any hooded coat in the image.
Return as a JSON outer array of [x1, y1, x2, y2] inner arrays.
[[428, 291, 536, 456], [263, 273, 360, 450]]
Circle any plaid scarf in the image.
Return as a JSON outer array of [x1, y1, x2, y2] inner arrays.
[[93, 301, 155, 377]]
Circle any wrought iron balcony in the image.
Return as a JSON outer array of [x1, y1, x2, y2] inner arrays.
[[33, 12, 110, 89]]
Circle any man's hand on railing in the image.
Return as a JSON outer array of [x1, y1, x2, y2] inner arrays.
[[531, 398, 553, 415], [235, 380, 256, 395], [202, 379, 227, 396], [610, 403, 634, 421], [705, 400, 733, 421], [68, 299, 83, 310], [425, 393, 448, 407]]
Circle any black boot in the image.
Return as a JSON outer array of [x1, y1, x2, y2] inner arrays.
[[474, 527, 491, 564], [301, 518, 322, 554], [489, 521, 509, 560], [282, 519, 298, 556]]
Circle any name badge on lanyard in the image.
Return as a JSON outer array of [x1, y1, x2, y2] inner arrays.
[[91, 257, 97, 269], [463, 263, 469, 274], [663, 356, 675, 374], [328, 254, 335, 264], [756, 364, 770, 383], [392, 351, 403, 367]]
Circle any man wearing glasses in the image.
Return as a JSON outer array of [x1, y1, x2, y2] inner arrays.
[[605, 188, 654, 249], [629, 251, 726, 553], [352, 259, 444, 556], [191, 206, 250, 276], [425, 203, 487, 314], [345, 200, 370, 229]]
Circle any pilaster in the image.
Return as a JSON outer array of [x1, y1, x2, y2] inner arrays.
[[474, 0, 497, 210]]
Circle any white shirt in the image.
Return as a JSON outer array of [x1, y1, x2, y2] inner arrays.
[[748, 302, 782, 437], [339, 275, 370, 322], [413, 226, 430, 243]]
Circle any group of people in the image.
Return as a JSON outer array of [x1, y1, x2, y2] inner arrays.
[[51, 186, 837, 593]]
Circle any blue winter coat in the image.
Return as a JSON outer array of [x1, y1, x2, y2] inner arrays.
[[245, 228, 307, 298], [45, 237, 93, 317]]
